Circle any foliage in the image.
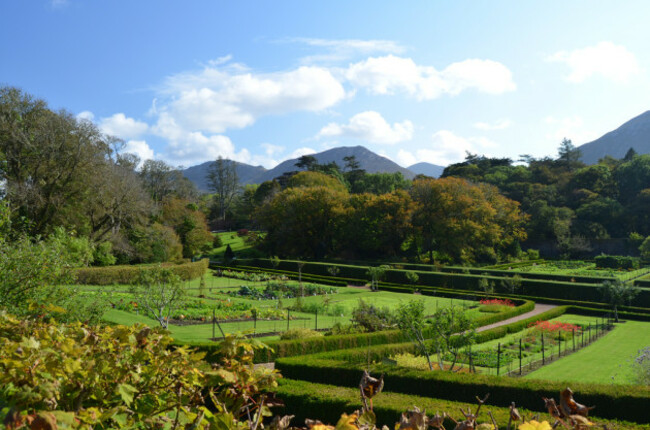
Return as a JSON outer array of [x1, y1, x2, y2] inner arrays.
[[130, 266, 186, 328], [395, 300, 434, 370], [600, 279, 640, 321], [0, 314, 279, 429], [207, 156, 239, 223], [350, 299, 395, 332], [45, 227, 94, 268], [632, 346, 650, 386], [366, 265, 389, 291], [92, 241, 116, 266], [280, 328, 324, 340], [410, 177, 527, 264], [428, 306, 475, 372], [74, 258, 208, 285], [594, 254, 640, 270]]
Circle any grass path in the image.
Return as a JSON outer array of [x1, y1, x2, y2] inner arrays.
[[476, 303, 556, 332], [524, 320, 650, 385]]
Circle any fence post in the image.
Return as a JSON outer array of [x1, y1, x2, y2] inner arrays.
[[253, 312, 257, 335], [315, 309, 318, 331], [542, 332, 545, 365], [497, 343, 501, 376], [519, 338, 522, 375], [212, 308, 216, 339], [581, 330, 584, 348], [287, 309, 290, 331], [572, 328, 575, 351], [558, 331, 561, 357], [588, 323, 591, 343]]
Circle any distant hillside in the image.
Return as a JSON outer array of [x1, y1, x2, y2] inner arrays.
[[255, 145, 415, 183], [181, 145, 422, 191], [182, 160, 267, 191], [579, 110, 650, 164], [407, 162, 444, 178]]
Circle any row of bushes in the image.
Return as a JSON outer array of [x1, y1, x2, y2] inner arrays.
[[594, 254, 640, 270], [182, 299, 534, 363], [74, 258, 209, 285], [233, 258, 650, 306], [275, 305, 650, 424], [275, 379, 644, 429]]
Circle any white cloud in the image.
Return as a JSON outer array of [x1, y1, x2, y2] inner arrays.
[[547, 41, 640, 83], [289, 147, 317, 159], [398, 130, 496, 166], [76, 111, 95, 122], [346, 55, 515, 100], [317, 111, 413, 144], [158, 62, 346, 134], [397, 149, 417, 167], [99, 113, 149, 139], [51, 0, 69, 8], [261, 143, 285, 157], [122, 140, 154, 163], [290, 38, 406, 64], [544, 116, 599, 147], [473, 119, 512, 130]]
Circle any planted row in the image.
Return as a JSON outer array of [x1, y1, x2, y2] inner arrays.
[[74, 258, 209, 285]]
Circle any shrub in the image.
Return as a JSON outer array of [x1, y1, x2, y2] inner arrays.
[[280, 328, 324, 340], [594, 254, 640, 270], [237, 228, 249, 237], [74, 258, 208, 285], [92, 241, 116, 266]]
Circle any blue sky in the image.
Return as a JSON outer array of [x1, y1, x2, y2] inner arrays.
[[2, 1, 649, 169]]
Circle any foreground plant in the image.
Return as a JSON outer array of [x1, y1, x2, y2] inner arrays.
[[0, 313, 279, 429]]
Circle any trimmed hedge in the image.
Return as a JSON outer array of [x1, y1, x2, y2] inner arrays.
[[275, 379, 646, 429], [231, 258, 650, 307], [74, 259, 209, 285], [275, 359, 650, 424], [179, 299, 534, 363], [594, 254, 640, 270]]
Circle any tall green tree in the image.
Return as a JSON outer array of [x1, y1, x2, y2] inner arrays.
[[206, 156, 239, 223]]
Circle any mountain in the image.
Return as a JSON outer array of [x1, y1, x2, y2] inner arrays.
[[407, 162, 445, 178], [181, 145, 421, 191], [579, 110, 650, 164], [255, 145, 416, 183], [182, 160, 267, 191]]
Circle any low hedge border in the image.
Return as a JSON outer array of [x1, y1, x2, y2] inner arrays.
[[74, 259, 209, 285], [230, 258, 650, 307], [179, 299, 534, 363], [275, 379, 646, 430]]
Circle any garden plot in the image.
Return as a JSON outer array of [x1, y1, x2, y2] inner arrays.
[[525, 320, 650, 385], [394, 314, 609, 375]]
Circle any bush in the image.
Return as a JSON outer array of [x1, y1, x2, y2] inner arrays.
[[74, 258, 209, 285], [93, 241, 116, 266], [280, 328, 324, 340], [594, 254, 640, 270]]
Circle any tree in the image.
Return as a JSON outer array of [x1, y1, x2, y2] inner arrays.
[[428, 306, 475, 372], [139, 159, 197, 203], [224, 243, 235, 261], [367, 265, 389, 291], [601, 279, 639, 322], [395, 300, 434, 370], [207, 156, 239, 223], [350, 299, 394, 332], [295, 154, 317, 170], [557, 138, 583, 171], [130, 266, 186, 329], [410, 177, 527, 264]]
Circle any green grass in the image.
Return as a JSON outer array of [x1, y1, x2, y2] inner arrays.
[[83, 272, 484, 343], [512, 260, 650, 280], [524, 320, 650, 385], [206, 231, 261, 259]]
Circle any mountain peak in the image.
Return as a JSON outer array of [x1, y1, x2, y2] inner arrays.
[[579, 110, 650, 164]]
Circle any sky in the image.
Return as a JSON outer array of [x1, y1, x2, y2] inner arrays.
[[2, 1, 650, 169]]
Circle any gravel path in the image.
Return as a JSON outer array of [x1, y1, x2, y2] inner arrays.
[[476, 303, 556, 332]]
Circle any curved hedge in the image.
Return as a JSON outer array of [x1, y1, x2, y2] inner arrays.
[[74, 258, 209, 285]]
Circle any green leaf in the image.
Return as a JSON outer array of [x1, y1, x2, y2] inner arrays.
[[117, 383, 138, 406]]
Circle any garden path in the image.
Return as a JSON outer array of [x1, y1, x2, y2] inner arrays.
[[476, 303, 556, 333]]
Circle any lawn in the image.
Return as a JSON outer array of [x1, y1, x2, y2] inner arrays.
[[79, 270, 487, 342], [205, 231, 262, 259], [524, 320, 650, 385], [394, 314, 607, 375]]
